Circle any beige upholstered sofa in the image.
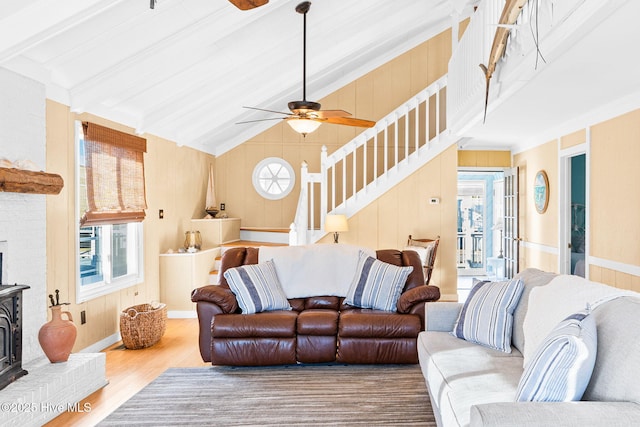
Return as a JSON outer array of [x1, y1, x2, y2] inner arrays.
[[418, 268, 640, 426]]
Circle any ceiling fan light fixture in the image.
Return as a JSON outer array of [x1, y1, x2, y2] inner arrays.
[[287, 118, 321, 136]]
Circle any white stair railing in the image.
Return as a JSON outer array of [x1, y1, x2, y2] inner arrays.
[[448, 0, 607, 135], [290, 75, 455, 245]]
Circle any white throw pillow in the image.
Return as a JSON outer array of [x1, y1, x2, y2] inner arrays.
[[451, 278, 524, 353], [516, 311, 597, 402], [223, 260, 291, 314], [522, 275, 636, 366], [345, 250, 413, 312], [404, 245, 428, 266]]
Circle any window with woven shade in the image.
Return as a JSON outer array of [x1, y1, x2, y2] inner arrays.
[[80, 122, 148, 226], [76, 121, 145, 302]]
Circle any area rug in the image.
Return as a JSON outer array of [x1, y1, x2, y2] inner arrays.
[[99, 364, 435, 426]]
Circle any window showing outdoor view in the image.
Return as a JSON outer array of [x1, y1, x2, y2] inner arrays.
[[76, 124, 142, 300]]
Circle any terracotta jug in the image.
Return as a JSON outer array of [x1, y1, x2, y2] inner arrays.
[[38, 305, 77, 363]]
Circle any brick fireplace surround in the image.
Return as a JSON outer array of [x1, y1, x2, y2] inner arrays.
[[0, 68, 107, 425]]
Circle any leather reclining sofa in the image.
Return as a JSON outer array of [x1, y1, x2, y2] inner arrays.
[[191, 246, 441, 365]]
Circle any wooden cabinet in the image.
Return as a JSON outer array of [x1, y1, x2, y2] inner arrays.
[[159, 248, 219, 315]]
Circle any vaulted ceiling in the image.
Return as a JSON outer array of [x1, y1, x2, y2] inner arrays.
[[0, 0, 476, 155]]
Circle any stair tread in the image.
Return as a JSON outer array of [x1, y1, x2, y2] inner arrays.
[[221, 240, 287, 247], [240, 227, 289, 233]]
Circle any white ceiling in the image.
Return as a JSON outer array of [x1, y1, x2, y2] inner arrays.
[[456, 0, 640, 153], [4, 0, 636, 157], [0, 0, 476, 156]]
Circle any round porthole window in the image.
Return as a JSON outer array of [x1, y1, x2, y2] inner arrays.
[[252, 157, 295, 200]]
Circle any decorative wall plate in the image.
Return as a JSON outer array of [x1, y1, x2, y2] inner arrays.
[[533, 170, 549, 214]]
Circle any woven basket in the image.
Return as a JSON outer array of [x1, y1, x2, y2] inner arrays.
[[120, 302, 167, 350]]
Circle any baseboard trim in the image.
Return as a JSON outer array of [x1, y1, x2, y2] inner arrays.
[[80, 332, 121, 353]]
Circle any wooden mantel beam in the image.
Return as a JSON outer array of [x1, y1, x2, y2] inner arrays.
[[0, 167, 64, 195]]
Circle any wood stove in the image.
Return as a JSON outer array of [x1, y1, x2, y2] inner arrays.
[[0, 284, 29, 390]]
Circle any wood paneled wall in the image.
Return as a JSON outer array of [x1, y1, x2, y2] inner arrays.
[[214, 28, 452, 229], [46, 100, 215, 351], [512, 108, 640, 292]]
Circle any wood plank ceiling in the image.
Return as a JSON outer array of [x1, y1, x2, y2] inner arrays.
[[0, 0, 472, 155]]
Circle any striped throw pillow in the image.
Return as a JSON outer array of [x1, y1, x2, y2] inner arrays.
[[452, 278, 524, 352], [223, 260, 292, 314], [345, 251, 413, 312], [516, 311, 597, 402]]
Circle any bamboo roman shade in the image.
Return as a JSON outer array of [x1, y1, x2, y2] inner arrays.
[[80, 122, 147, 226]]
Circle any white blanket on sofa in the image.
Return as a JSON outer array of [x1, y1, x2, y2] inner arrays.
[[259, 244, 375, 299]]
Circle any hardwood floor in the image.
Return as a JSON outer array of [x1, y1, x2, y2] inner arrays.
[[45, 318, 208, 427]]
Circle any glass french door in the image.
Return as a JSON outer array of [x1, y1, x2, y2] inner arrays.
[[503, 167, 519, 278]]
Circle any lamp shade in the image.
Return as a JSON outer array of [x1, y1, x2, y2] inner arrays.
[[325, 214, 348, 232], [287, 118, 321, 135]]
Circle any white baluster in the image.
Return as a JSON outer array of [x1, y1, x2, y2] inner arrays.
[[373, 130, 378, 186], [425, 90, 431, 145], [415, 100, 420, 154], [362, 136, 367, 193], [394, 112, 399, 168], [405, 105, 410, 163], [384, 124, 388, 175], [435, 84, 441, 139], [342, 147, 347, 207], [352, 142, 357, 200], [331, 163, 336, 211], [320, 145, 328, 232]]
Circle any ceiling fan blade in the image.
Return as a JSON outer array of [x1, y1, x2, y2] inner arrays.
[[228, 0, 269, 11], [316, 109, 352, 119], [236, 117, 286, 125], [323, 116, 376, 128], [243, 106, 290, 115]]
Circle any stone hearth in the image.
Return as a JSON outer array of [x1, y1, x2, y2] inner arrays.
[[0, 353, 107, 426]]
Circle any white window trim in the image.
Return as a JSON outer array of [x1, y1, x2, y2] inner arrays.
[[74, 121, 144, 304], [252, 157, 295, 200]]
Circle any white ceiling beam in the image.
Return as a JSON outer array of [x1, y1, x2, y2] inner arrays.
[[69, 0, 291, 114], [0, 0, 129, 64]]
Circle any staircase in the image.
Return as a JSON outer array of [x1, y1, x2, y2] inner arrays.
[[289, 75, 457, 245]]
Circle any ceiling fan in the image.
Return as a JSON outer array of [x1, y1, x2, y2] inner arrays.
[[238, 1, 376, 136], [228, 0, 269, 11], [150, 1, 268, 10]]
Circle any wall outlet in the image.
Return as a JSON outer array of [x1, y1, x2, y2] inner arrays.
[[80, 310, 86, 325], [220, 203, 225, 211], [429, 197, 440, 205]]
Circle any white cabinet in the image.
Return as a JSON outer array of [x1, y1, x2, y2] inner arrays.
[[184, 218, 240, 248], [159, 247, 220, 315], [160, 218, 240, 316]]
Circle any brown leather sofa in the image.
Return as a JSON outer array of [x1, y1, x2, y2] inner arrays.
[[191, 246, 440, 365]]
